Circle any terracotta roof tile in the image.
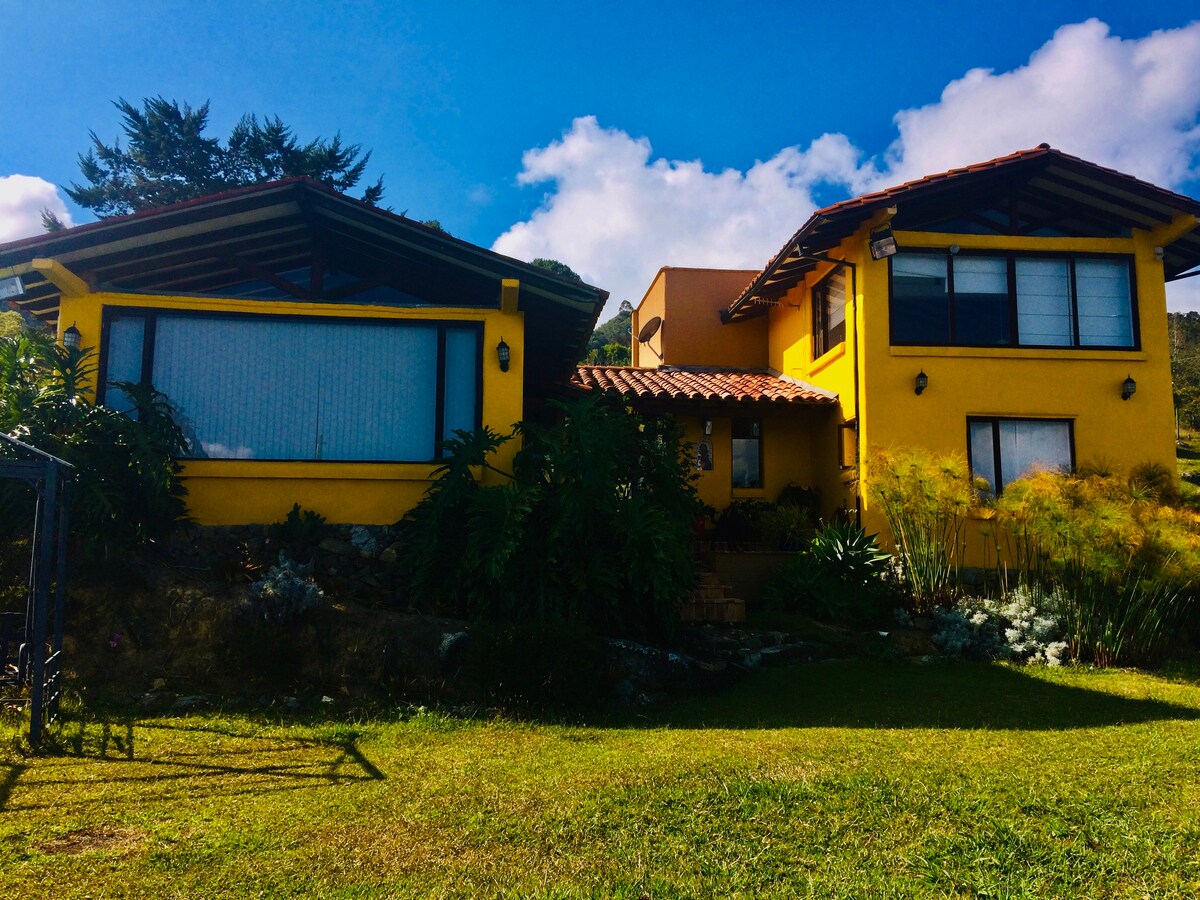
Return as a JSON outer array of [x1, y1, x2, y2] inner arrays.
[[572, 365, 837, 405]]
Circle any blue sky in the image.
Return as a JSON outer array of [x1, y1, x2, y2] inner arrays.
[[2, 2, 1198, 315]]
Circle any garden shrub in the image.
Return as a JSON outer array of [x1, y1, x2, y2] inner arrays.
[[994, 470, 1200, 666], [267, 503, 329, 557], [711, 500, 774, 548], [866, 447, 978, 612], [931, 587, 1068, 665], [762, 522, 892, 623], [459, 618, 605, 708], [396, 396, 699, 643], [243, 553, 323, 625], [0, 330, 189, 558]]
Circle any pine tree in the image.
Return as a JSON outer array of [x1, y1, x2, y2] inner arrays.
[[66, 97, 384, 218]]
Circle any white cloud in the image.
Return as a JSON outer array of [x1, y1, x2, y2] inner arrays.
[[1168, 277, 1200, 313], [0, 175, 73, 243], [494, 19, 1200, 314]]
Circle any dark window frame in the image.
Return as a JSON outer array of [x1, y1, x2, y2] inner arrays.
[[965, 415, 1076, 495], [97, 305, 485, 463], [811, 267, 847, 360], [731, 418, 763, 489], [888, 248, 1140, 351]]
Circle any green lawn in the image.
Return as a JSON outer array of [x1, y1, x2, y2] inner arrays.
[[3, 661, 1200, 898]]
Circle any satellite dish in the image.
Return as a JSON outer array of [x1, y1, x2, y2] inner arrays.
[[637, 316, 662, 343]]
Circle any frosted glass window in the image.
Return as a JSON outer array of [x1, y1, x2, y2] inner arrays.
[[953, 256, 1010, 345], [1016, 259, 1073, 346], [102, 315, 146, 415], [1076, 259, 1134, 347], [443, 327, 479, 441], [969, 418, 1072, 493], [108, 314, 479, 461]]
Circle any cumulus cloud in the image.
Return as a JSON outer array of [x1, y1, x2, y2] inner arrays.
[[0, 175, 72, 243], [494, 19, 1200, 313]]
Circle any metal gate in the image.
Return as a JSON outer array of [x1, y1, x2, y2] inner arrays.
[[0, 433, 72, 746]]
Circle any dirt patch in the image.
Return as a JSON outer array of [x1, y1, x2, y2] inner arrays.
[[37, 825, 145, 856]]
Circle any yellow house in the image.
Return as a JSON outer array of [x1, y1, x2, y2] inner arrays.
[[0, 178, 607, 525], [575, 145, 1200, 561]]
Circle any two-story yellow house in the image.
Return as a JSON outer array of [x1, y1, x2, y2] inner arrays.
[[1, 178, 607, 525], [574, 145, 1200, 557]]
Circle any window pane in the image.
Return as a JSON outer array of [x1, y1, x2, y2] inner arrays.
[[103, 315, 145, 415], [731, 419, 761, 488], [315, 323, 437, 461], [443, 327, 479, 441], [891, 254, 949, 344], [1076, 259, 1133, 347], [968, 420, 997, 496], [151, 316, 445, 461], [1016, 258, 1073, 345], [953, 256, 1010, 344], [813, 269, 846, 357], [997, 420, 1071, 487]]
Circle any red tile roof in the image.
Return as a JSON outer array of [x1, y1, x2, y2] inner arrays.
[[572, 365, 837, 405], [725, 144, 1200, 319]]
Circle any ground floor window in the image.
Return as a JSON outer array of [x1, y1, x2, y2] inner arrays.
[[100, 309, 481, 462], [967, 416, 1074, 494], [732, 419, 762, 488]]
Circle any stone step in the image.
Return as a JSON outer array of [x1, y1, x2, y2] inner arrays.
[[689, 584, 734, 600], [679, 597, 746, 624]]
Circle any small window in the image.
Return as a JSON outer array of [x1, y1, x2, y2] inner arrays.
[[731, 419, 762, 488], [967, 417, 1074, 494], [812, 268, 847, 359]]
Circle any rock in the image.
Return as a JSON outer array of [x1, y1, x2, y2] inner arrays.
[[887, 628, 939, 657], [378, 546, 398, 564], [349, 525, 378, 558], [136, 691, 176, 713], [172, 695, 209, 711], [318, 538, 356, 556], [151, 677, 168, 692], [439, 631, 470, 670]]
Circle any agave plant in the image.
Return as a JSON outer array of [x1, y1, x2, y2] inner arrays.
[[809, 520, 891, 586]]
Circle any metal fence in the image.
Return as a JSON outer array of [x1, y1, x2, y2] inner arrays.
[[0, 433, 72, 746]]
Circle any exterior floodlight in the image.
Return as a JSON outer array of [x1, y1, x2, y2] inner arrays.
[[915, 370, 929, 396], [869, 225, 898, 261], [497, 338, 511, 373], [1122, 375, 1136, 401], [0, 274, 25, 300], [62, 323, 82, 350]]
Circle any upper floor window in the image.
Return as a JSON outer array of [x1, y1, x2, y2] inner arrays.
[[812, 268, 846, 359], [890, 251, 1136, 349]]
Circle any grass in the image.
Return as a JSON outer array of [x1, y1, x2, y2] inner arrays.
[[3, 661, 1200, 898]]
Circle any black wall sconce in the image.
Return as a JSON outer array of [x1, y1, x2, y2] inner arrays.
[[63, 323, 82, 350], [1122, 374, 1136, 401], [497, 338, 510, 373], [914, 370, 928, 396]]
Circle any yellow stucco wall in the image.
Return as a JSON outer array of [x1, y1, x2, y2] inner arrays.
[[851, 227, 1179, 560], [632, 267, 764, 369], [56, 288, 524, 526], [678, 411, 834, 512]]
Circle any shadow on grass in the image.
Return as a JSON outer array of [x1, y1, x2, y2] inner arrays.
[[621, 661, 1200, 731], [1, 714, 385, 814]]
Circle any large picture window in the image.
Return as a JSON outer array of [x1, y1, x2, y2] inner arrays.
[[891, 251, 1136, 349], [99, 310, 481, 462], [967, 417, 1074, 494], [812, 268, 846, 359]]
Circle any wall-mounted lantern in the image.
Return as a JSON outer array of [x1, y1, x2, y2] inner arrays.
[[703, 419, 713, 435], [497, 338, 511, 373], [869, 224, 898, 261], [62, 323, 82, 350], [1122, 374, 1136, 401], [914, 370, 928, 396]]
